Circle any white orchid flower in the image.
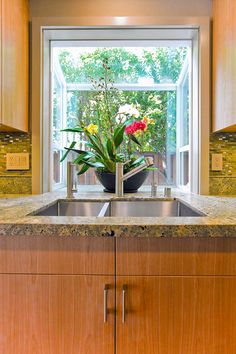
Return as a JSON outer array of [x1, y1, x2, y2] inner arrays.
[[118, 104, 132, 114], [117, 104, 140, 118]]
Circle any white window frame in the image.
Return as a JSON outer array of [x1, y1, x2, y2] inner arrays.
[[51, 56, 67, 190], [176, 56, 191, 189], [31, 18, 210, 195]]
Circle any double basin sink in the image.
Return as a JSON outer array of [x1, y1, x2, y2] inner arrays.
[[33, 199, 205, 217]]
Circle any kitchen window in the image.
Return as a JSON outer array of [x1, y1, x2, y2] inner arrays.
[[33, 24, 210, 194], [51, 42, 191, 190]]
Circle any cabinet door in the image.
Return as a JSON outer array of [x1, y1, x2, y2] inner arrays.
[[213, 0, 236, 132], [0, 274, 115, 354], [1, 0, 28, 132], [116, 276, 236, 354]]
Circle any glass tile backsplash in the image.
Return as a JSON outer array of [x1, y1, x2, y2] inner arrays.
[[0, 133, 32, 194], [0, 132, 235, 195], [210, 133, 236, 195]]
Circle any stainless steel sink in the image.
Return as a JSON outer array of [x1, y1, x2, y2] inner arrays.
[[33, 200, 106, 217], [101, 200, 204, 217], [32, 199, 204, 217]]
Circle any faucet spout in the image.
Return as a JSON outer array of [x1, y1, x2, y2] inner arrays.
[[115, 157, 153, 197]]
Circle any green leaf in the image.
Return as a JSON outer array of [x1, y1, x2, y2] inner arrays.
[[60, 141, 76, 162], [61, 127, 84, 133], [83, 160, 105, 168], [65, 148, 96, 159], [113, 125, 125, 148], [129, 134, 142, 147], [86, 134, 106, 159], [106, 138, 115, 160], [64, 147, 87, 155], [78, 163, 90, 176], [73, 153, 91, 165]]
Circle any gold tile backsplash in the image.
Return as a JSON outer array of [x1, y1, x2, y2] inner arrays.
[[209, 133, 236, 195], [0, 133, 32, 194], [0, 131, 235, 195]]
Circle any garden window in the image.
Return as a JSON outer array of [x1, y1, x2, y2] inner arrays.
[[51, 41, 192, 191]]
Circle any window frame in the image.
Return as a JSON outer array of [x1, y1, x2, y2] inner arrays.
[[31, 18, 210, 195], [176, 57, 191, 189], [51, 57, 67, 190]]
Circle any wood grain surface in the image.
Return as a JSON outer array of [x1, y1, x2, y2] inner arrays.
[[116, 275, 236, 354], [116, 237, 236, 275], [213, 0, 236, 132], [0, 236, 115, 275], [1, 0, 29, 132], [0, 274, 115, 354]]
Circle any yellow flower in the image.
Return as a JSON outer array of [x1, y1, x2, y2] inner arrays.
[[85, 123, 98, 134], [143, 116, 155, 125]]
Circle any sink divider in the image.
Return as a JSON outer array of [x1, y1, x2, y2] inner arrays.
[[98, 202, 110, 217]]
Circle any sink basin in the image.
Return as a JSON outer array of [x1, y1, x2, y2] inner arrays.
[[33, 200, 106, 216], [102, 200, 204, 217], [32, 199, 204, 218]]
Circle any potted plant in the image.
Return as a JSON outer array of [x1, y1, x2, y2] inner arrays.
[[61, 59, 154, 193]]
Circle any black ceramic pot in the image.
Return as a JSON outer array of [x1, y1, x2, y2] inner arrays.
[[95, 169, 149, 193]]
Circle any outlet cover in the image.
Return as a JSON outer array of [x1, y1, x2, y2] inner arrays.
[[211, 153, 223, 171], [6, 153, 30, 170]]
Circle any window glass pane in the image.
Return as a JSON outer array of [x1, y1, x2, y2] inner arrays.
[[58, 47, 187, 85], [51, 45, 191, 189]]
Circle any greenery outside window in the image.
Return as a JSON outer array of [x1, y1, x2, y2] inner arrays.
[[51, 43, 191, 190]]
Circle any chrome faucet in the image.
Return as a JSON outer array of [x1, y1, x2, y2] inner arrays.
[[116, 157, 153, 197], [67, 161, 77, 198]]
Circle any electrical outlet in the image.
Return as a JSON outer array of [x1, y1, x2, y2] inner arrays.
[[6, 153, 30, 170], [211, 153, 223, 171]]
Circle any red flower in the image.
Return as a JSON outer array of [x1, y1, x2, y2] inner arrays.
[[125, 121, 147, 135]]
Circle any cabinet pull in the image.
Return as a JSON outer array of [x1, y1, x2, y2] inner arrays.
[[122, 284, 128, 323], [104, 284, 109, 323]]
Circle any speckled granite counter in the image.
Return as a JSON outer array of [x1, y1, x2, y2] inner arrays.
[[0, 189, 235, 237]]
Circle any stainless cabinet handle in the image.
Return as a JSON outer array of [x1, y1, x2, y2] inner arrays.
[[122, 284, 128, 323], [104, 284, 109, 323]]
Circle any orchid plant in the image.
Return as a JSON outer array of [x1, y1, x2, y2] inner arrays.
[[61, 59, 154, 176]]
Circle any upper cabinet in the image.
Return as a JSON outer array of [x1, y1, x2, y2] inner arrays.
[[0, 0, 29, 132], [212, 0, 236, 132]]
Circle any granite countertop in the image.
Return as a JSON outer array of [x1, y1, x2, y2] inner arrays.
[[0, 188, 235, 237]]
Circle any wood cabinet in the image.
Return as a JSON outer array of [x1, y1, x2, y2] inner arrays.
[[212, 0, 236, 132], [0, 275, 115, 354], [0, 236, 115, 354], [116, 276, 236, 354], [116, 238, 236, 354], [2, 235, 236, 353], [0, 0, 29, 132]]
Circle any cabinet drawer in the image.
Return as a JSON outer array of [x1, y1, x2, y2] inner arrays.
[[116, 238, 236, 276], [0, 236, 115, 275]]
